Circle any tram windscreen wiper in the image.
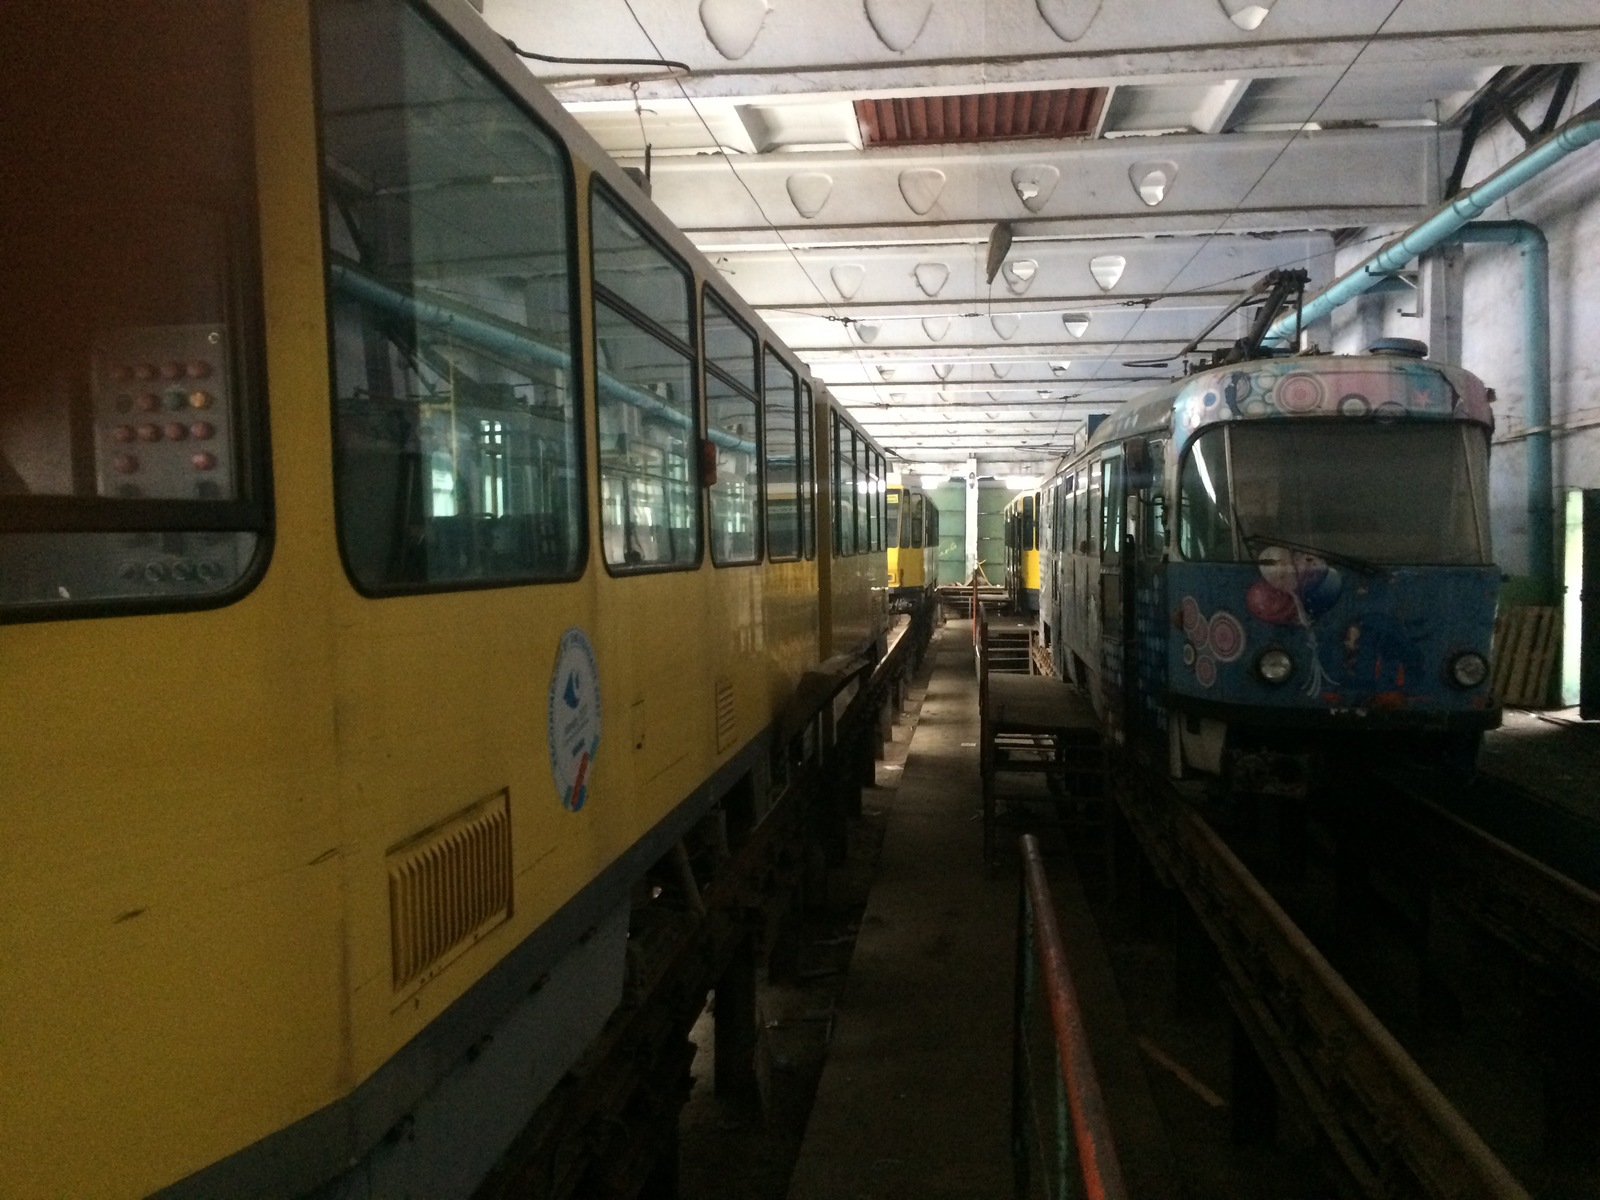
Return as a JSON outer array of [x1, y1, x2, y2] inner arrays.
[[1243, 534, 1383, 576]]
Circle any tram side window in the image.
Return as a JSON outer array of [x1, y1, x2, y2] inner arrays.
[[850, 431, 865, 554], [1102, 459, 1124, 559], [801, 385, 815, 559], [0, 4, 265, 615], [764, 349, 799, 561], [870, 450, 881, 551], [704, 293, 760, 566], [319, 0, 583, 592], [886, 488, 902, 549], [910, 493, 925, 549], [316, 2, 582, 595], [838, 412, 851, 556], [1087, 467, 1102, 556], [590, 190, 698, 571], [880, 456, 890, 551], [1178, 430, 1235, 561], [860, 442, 874, 553], [1145, 438, 1167, 558], [869, 451, 883, 551]]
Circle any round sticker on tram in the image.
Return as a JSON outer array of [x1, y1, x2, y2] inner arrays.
[[548, 627, 602, 812]]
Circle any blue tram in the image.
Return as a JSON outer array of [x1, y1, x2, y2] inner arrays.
[[1039, 344, 1500, 791]]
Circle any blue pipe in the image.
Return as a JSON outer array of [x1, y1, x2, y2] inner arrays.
[[329, 261, 757, 455], [1440, 222, 1552, 591], [1263, 97, 1600, 348], [1261, 98, 1600, 595]]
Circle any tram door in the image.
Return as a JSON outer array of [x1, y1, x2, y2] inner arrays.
[[1099, 450, 1126, 743], [1126, 439, 1167, 735]]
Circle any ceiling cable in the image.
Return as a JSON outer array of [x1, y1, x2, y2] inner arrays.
[[1050, 0, 1411, 447], [617, 0, 889, 411]]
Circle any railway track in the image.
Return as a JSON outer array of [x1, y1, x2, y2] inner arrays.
[[1111, 753, 1600, 1200]]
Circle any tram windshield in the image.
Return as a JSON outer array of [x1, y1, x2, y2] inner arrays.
[[1179, 421, 1490, 565]]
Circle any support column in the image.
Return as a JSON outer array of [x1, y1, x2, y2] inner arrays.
[[964, 457, 979, 583]]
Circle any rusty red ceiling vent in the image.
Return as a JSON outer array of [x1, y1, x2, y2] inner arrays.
[[855, 89, 1106, 147]]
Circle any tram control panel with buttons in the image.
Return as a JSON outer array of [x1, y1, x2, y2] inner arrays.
[[83, 323, 244, 597], [94, 324, 235, 501]]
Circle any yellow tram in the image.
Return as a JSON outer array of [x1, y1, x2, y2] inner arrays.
[[0, 2, 889, 1196], [885, 484, 940, 610], [1004, 491, 1041, 613]]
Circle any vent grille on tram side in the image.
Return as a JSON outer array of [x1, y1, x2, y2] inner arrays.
[[388, 791, 513, 994], [715, 678, 738, 753]]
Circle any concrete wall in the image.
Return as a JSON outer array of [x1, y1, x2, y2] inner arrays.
[[1330, 66, 1600, 598]]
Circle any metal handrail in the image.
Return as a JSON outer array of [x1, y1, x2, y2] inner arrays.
[[1012, 833, 1129, 1200]]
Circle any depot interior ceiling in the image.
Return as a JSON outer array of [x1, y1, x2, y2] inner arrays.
[[485, 0, 1600, 478]]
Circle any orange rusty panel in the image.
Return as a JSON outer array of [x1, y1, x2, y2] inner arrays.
[[853, 87, 1106, 147]]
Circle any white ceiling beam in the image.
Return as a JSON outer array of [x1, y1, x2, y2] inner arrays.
[[622, 127, 1450, 236], [832, 379, 1165, 394], [749, 290, 1245, 317], [684, 206, 1419, 250], [486, 0, 1600, 104], [798, 340, 1210, 361]]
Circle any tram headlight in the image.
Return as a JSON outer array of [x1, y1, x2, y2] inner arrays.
[[1449, 651, 1489, 688], [1255, 647, 1293, 685]]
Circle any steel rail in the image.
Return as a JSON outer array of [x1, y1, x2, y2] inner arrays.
[[1118, 773, 1532, 1200], [1013, 834, 1130, 1200], [1363, 771, 1600, 998], [1416, 794, 1600, 993]]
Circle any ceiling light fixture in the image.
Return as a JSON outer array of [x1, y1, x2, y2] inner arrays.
[[1219, 0, 1275, 30], [1130, 161, 1177, 206], [1088, 255, 1126, 291], [1062, 313, 1090, 338], [1003, 259, 1039, 295]]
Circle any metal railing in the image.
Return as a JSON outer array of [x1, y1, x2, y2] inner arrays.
[[1012, 834, 1129, 1200]]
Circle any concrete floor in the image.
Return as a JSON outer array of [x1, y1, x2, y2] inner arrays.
[[787, 619, 1175, 1200], [1480, 706, 1600, 821]]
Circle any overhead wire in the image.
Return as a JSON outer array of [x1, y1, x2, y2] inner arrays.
[[1048, 0, 1412, 448], [614, 0, 893, 418]]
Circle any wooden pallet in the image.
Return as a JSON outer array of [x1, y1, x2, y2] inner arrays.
[[1491, 605, 1560, 707]]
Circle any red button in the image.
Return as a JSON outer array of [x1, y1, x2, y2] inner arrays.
[[189, 421, 215, 440], [191, 452, 217, 471], [138, 393, 161, 412], [134, 363, 158, 381], [111, 364, 134, 383], [160, 360, 185, 380], [114, 454, 140, 474], [137, 424, 162, 442], [112, 425, 136, 443], [187, 360, 213, 379], [164, 422, 189, 441]]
